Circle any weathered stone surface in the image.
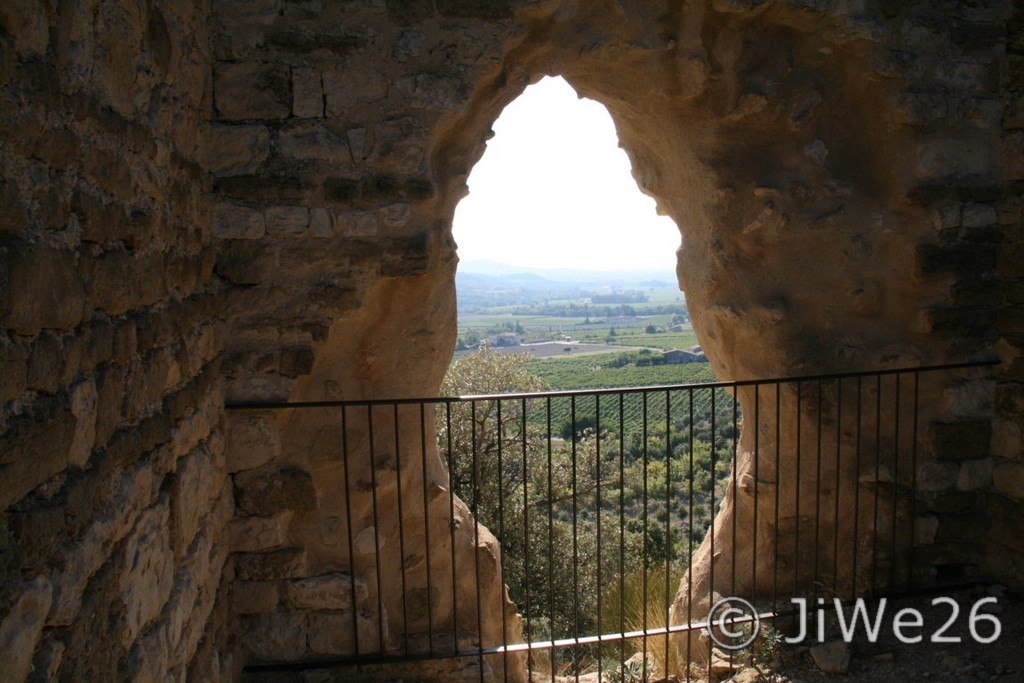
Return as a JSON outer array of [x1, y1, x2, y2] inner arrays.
[[264, 205, 310, 238], [119, 501, 175, 646], [1, 242, 86, 334], [214, 61, 291, 121], [323, 68, 388, 117], [240, 612, 308, 661], [307, 610, 386, 657], [226, 411, 281, 472], [234, 467, 317, 515], [233, 581, 279, 614], [292, 67, 324, 118], [214, 203, 265, 240], [276, 122, 351, 164], [284, 572, 366, 611], [929, 421, 993, 460], [235, 547, 307, 581], [68, 378, 98, 468], [0, 577, 52, 682], [205, 124, 270, 176], [229, 512, 290, 552]]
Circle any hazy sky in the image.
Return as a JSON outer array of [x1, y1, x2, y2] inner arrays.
[[452, 76, 681, 271]]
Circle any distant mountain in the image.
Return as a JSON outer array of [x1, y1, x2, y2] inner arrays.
[[458, 259, 676, 285]]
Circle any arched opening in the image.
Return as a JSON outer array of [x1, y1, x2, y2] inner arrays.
[[441, 76, 725, 678]]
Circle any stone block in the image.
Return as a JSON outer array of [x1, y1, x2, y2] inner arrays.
[[928, 421, 992, 460], [233, 581, 280, 614], [276, 122, 351, 164], [214, 203, 265, 240], [119, 501, 175, 647], [323, 68, 387, 117], [264, 205, 310, 238], [292, 67, 323, 118], [436, 0, 512, 20], [0, 240, 86, 335], [934, 60, 997, 92], [0, 332, 29, 402], [229, 513, 290, 552], [916, 138, 991, 178], [82, 247, 167, 318], [171, 447, 215, 556], [240, 612, 308, 661], [957, 457, 993, 491], [235, 548, 307, 581], [1005, 131, 1024, 180], [396, 73, 469, 111], [226, 411, 281, 473], [916, 460, 959, 492], [0, 410, 74, 510], [205, 124, 270, 176], [68, 378, 98, 468], [387, 0, 434, 24], [214, 62, 291, 121], [334, 210, 378, 237], [0, 577, 52, 682], [961, 203, 998, 228], [235, 467, 318, 515], [284, 572, 366, 611], [993, 461, 1024, 500], [379, 202, 411, 228], [308, 609, 387, 656]]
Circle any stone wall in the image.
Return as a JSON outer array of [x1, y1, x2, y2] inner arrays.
[[211, 0, 1022, 674], [0, 0, 1021, 680], [0, 0, 235, 679]]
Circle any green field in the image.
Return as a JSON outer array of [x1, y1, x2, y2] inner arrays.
[[527, 352, 717, 390]]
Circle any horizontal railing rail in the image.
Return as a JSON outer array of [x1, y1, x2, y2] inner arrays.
[[231, 360, 997, 681]]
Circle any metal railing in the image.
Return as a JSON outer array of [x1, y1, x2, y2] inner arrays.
[[231, 361, 996, 681]]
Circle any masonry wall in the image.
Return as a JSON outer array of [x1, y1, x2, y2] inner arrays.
[[0, 1, 235, 679]]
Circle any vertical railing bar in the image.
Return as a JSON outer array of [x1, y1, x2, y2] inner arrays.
[[618, 392, 626, 676], [772, 382, 781, 613], [852, 378, 863, 599], [418, 402, 434, 657], [547, 396, 555, 683], [368, 405, 387, 653], [393, 404, 409, 657], [731, 388, 739, 598], [872, 375, 882, 595], [729, 387, 738, 673], [521, 396, 533, 680], [570, 395, 580, 681], [446, 402, 459, 654], [341, 406, 361, 657], [833, 379, 843, 599], [496, 399, 509, 682], [664, 389, 672, 680], [687, 387, 695, 682], [753, 384, 760, 600], [595, 394, 603, 683], [471, 400, 484, 683], [641, 391, 649, 683], [793, 382, 802, 599], [908, 372, 920, 592], [709, 386, 717, 615], [813, 380, 823, 602], [891, 374, 901, 591]]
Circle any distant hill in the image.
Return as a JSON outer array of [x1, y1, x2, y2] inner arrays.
[[458, 259, 676, 285]]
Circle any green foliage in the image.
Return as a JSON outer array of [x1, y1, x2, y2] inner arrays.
[[439, 346, 737, 677]]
